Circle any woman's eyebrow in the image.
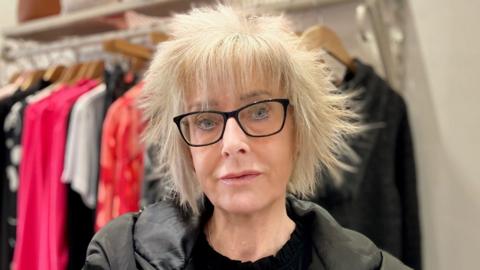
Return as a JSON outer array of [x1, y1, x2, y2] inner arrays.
[[188, 100, 219, 111], [187, 90, 272, 111], [240, 90, 272, 101]]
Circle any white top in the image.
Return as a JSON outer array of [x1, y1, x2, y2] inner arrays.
[[62, 83, 106, 209]]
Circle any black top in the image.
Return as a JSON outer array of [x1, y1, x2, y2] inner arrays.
[[192, 216, 311, 270]]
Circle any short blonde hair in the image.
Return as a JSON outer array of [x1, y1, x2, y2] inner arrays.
[[139, 4, 360, 214]]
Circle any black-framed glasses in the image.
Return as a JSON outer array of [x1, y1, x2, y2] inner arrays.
[[173, 98, 290, 147]]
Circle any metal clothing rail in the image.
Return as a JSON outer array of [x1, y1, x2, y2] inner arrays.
[[1, 23, 167, 62], [240, 0, 356, 12]]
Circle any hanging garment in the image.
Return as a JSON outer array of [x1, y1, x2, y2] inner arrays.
[[95, 82, 145, 231], [14, 79, 97, 270], [2, 101, 27, 270], [95, 66, 138, 206], [0, 79, 51, 270], [0, 80, 50, 183], [103, 64, 138, 117], [313, 59, 421, 269], [66, 185, 95, 270], [62, 83, 106, 208], [60, 83, 106, 270]]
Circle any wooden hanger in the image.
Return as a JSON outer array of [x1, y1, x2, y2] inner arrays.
[[43, 65, 66, 83], [300, 25, 356, 72], [86, 60, 105, 81], [9, 72, 21, 84], [65, 63, 85, 85], [150, 32, 169, 45], [103, 39, 152, 61], [58, 63, 83, 84], [74, 61, 92, 82], [20, 69, 45, 91], [68, 60, 104, 83]]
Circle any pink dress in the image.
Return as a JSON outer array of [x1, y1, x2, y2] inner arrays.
[[14, 80, 98, 270]]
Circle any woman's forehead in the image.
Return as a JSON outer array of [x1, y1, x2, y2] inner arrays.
[[185, 86, 281, 111]]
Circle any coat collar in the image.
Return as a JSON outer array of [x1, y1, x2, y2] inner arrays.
[[133, 196, 382, 270]]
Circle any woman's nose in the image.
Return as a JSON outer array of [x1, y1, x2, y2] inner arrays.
[[221, 117, 250, 157]]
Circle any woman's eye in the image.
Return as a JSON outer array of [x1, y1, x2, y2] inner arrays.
[[195, 118, 217, 130], [251, 107, 269, 120]]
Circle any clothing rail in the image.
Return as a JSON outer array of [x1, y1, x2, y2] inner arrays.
[[1, 23, 168, 62], [240, 0, 356, 11]]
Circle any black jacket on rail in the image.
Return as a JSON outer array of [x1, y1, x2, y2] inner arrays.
[[314, 59, 421, 269], [84, 196, 410, 270]]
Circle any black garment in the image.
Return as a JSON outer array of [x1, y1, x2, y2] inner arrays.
[[314, 59, 421, 269], [103, 65, 122, 112], [67, 185, 94, 270], [192, 212, 311, 270], [0, 79, 51, 270], [64, 105, 95, 270], [103, 65, 138, 116], [84, 196, 410, 270]]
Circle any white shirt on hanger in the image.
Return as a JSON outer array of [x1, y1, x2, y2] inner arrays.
[[62, 83, 106, 209]]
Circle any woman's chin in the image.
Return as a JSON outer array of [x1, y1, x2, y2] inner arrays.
[[213, 194, 272, 215]]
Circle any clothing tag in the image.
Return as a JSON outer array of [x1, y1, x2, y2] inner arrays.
[[318, 49, 347, 85]]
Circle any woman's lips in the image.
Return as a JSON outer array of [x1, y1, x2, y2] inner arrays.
[[219, 171, 261, 185]]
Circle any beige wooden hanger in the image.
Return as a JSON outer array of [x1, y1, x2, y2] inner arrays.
[[43, 65, 66, 83], [57, 63, 83, 84], [103, 39, 153, 61], [150, 32, 169, 45], [85, 60, 105, 81], [20, 69, 45, 91], [300, 25, 356, 72]]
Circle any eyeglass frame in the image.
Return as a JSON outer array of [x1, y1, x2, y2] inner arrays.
[[173, 98, 290, 147]]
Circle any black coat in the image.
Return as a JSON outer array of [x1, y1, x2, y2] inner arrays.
[[84, 196, 411, 270], [314, 60, 421, 269]]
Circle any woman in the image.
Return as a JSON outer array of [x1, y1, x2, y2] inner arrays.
[[85, 5, 411, 270]]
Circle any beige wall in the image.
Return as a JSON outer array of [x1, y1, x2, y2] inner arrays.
[[0, 1, 17, 83], [405, 0, 480, 269], [0, 1, 17, 46], [0, 1, 17, 27]]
